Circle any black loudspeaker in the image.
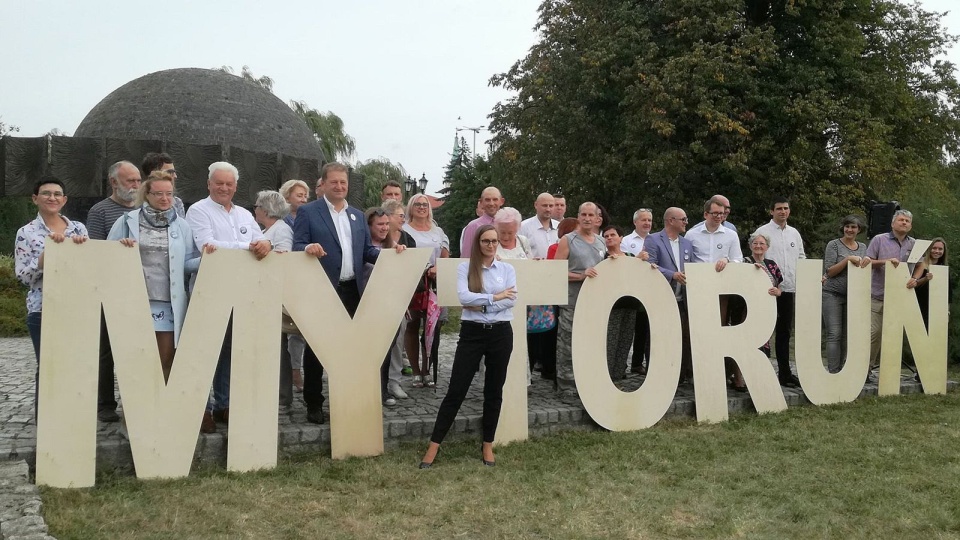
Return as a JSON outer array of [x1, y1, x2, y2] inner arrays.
[[867, 201, 900, 239]]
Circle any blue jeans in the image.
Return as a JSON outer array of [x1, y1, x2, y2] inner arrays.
[[26, 312, 42, 418], [822, 291, 846, 373], [207, 318, 232, 412]]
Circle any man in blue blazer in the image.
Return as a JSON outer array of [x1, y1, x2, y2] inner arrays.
[[293, 162, 383, 424], [645, 207, 701, 384]]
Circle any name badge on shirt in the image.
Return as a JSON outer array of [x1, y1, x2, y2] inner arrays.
[[240, 226, 248, 235], [350, 214, 356, 221]]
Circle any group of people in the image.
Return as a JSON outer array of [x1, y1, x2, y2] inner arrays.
[[14, 158, 945, 468]]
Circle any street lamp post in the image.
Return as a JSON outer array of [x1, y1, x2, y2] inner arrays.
[[456, 125, 485, 155], [418, 173, 428, 194], [404, 175, 415, 202]]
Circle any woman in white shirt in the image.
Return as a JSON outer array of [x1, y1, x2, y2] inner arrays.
[[419, 225, 517, 469]]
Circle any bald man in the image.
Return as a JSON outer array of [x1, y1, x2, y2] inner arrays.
[[520, 193, 559, 259], [459, 186, 504, 257]]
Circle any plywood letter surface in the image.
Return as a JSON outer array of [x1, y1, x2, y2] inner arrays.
[[794, 260, 872, 404], [283, 248, 431, 458], [879, 263, 948, 395], [573, 257, 681, 430], [686, 262, 785, 423]]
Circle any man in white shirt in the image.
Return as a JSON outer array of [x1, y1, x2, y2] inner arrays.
[[293, 163, 400, 423], [620, 207, 653, 374], [520, 193, 558, 259], [186, 161, 272, 432], [753, 196, 805, 387], [686, 197, 743, 270]]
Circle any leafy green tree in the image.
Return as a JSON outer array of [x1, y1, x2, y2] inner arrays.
[[435, 139, 488, 257], [354, 157, 408, 208], [290, 100, 357, 164], [216, 65, 274, 92], [0, 117, 18, 137], [488, 0, 960, 239]]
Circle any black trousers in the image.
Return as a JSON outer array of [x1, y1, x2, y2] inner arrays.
[[527, 325, 557, 379], [98, 312, 117, 413], [303, 279, 361, 412], [630, 306, 651, 370], [431, 321, 513, 444], [775, 292, 795, 378], [678, 300, 693, 381]]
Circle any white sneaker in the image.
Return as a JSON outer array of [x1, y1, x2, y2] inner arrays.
[[383, 397, 398, 407], [388, 381, 409, 399]]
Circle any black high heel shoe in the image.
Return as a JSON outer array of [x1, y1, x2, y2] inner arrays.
[[481, 444, 495, 467], [419, 445, 440, 469]]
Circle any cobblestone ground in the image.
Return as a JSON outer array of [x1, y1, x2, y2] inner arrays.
[[0, 334, 938, 471]]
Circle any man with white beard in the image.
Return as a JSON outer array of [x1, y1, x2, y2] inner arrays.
[[85, 160, 142, 423]]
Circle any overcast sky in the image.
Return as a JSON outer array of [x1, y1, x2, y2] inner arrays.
[[1, 0, 956, 195]]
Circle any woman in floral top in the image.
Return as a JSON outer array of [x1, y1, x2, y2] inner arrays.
[[14, 178, 88, 405]]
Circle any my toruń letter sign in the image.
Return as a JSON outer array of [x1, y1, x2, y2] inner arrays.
[[35, 241, 947, 487]]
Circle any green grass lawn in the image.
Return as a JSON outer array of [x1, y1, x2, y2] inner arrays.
[[42, 392, 960, 539]]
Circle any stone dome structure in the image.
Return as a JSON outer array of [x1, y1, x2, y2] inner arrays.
[[74, 67, 324, 160]]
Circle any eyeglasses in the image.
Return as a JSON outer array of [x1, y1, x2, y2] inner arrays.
[[412, 202, 430, 208], [670, 217, 689, 223], [480, 239, 499, 246], [38, 190, 65, 199], [163, 169, 177, 176], [369, 208, 388, 217], [707, 212, 725, 218], [149, 192, 174, 198], [395, 213, 405, 220]]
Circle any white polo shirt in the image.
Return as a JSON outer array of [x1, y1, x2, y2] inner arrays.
[[519, 215, 559, 259], [685, 222, 743, 263], [186, 196, 263, 251], [620, 231, 648, 257], [324, 195, 355, 281]]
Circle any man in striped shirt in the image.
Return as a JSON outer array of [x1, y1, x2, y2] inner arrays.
[[85, 160, 142, 423]]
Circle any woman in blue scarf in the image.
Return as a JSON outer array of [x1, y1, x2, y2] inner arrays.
[[108, 171, 204, 382]]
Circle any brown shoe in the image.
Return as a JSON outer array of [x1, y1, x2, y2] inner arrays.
[[213, 408, 229, 424], [201, 411, 216, 433]]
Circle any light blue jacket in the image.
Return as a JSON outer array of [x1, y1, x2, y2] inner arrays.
[[107, 209, 200, 345]]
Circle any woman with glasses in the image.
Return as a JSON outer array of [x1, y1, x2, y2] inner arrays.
[[743, 232, 784, 386], [822, 216, 870, 373], [419, 225, 517, 468], [379, 199, 424, 394], [393, 197, 446, 389], [108, 171, 204, 382], [364, 206, 402, 406], [15, 178, 89, 412]]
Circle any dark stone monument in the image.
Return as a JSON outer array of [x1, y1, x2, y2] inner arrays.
[[1, 67, 362, 223]]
